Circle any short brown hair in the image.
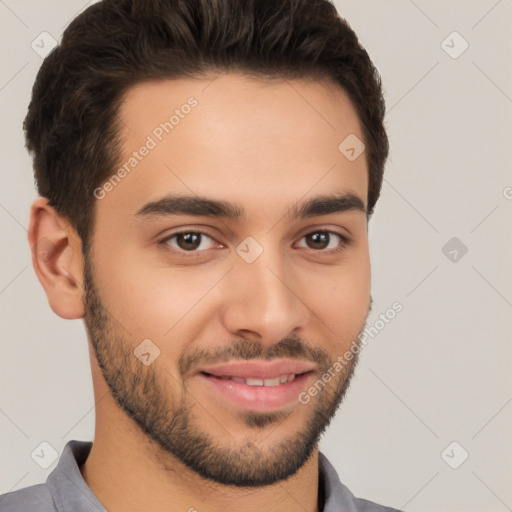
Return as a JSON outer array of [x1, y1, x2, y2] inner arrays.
[[24, 0, 389, 253]]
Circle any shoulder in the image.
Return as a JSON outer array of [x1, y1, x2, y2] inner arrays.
[[318, 451, 404, 512], [353, 496, 404, 512], [0, 483, 56, 511]]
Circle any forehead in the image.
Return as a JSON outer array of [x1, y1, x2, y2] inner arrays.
[[99, 73, 368, 224]]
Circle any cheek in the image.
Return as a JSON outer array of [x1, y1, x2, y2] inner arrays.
[[310, 255, 371, 343], [93, 247, 221, 343]]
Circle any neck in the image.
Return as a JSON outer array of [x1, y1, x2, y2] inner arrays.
[[80, 380, 321, 512]]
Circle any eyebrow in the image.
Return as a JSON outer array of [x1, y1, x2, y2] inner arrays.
[[135, 192, 366, 222]]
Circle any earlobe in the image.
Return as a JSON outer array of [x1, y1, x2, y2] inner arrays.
[[28, 197, 86, 320]]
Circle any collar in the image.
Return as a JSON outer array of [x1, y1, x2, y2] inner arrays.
[[47, 440, 356, 512]]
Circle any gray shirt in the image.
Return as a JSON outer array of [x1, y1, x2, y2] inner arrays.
[[0, 440, 403, 511]]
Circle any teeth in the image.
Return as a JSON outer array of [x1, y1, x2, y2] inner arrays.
[[223, 373, 298, 386], [245, 378, 264, 386]]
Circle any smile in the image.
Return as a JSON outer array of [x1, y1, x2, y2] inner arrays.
[[202, 372, 300, 386], [197, 370, 315, 413]]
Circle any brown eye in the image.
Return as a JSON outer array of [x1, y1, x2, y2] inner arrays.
[[175, 232, 202, 251], [161, 231, 217, 254], [305, 232, 330, 250], [296, 230, 348, 254]]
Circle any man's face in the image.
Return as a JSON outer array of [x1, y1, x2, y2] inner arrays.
[[83, 73, 371, 486]]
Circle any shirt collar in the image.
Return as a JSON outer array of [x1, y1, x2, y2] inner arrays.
[[47, 440, 106, 512], [318, 451, 360, 512], [47, 440, 357, 512]]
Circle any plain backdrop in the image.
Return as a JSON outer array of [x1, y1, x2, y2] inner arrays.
[[1, 1, 511, 511]]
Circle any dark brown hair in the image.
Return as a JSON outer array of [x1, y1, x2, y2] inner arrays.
[[24, 0, 388, 254]]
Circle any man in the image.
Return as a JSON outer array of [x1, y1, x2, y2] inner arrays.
[[0, 0, 401, 511]]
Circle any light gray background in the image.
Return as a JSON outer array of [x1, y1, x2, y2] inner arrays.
[[1, 1, 511, 511]]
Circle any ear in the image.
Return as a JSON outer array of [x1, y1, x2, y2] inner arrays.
[[28, 197, 85, 319]]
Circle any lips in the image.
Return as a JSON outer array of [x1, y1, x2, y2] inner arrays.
[[195, 359, 316, 412], [197, 359, 316, 381], [198, 372, 315, 412], [204, 373, 298, 387]]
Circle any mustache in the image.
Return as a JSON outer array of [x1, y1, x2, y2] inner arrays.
[[179, 335, 332, 377]]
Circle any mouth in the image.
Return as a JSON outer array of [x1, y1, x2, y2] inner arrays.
[[196, 368, 316, 413], [199, 370, 310, 386]]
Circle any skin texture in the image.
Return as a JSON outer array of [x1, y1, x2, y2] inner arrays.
[[28, 73, 371, 512]]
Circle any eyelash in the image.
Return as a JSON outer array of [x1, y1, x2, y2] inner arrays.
[[159, 229, 350, 257]]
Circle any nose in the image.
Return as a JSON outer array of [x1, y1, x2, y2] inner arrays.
[[220, 243, 311, 346]]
